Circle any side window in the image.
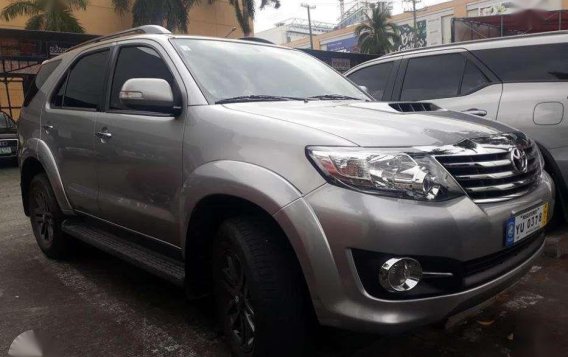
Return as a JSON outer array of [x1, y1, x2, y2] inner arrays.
[[52, 50, 110, 110], [347, 62, 394, 100], [401, 54, 465, 101], [474, 43, 568, 82], [110, 46, 175, 110], [23, 59, 61, 107], [461, 60, 488, 95]]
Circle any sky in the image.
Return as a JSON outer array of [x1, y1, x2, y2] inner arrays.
[[253, 0, 439, 33]]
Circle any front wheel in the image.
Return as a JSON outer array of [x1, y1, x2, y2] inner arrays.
[[29, 173, 71, 259], [213, 217, 312, 357]]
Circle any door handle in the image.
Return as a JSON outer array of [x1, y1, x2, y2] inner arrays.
[[95, 130, 112, 140], [42, 124, 54, 132], [462, 108, 487, 117]]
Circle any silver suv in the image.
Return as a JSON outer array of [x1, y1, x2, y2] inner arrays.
[[19, 26, 554, 356], [346, 31, 568, 224]]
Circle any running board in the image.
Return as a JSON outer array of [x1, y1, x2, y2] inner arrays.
[[62, 219, 185, 287]]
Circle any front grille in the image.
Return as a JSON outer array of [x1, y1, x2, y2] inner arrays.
[[435, 142, 541, 203]]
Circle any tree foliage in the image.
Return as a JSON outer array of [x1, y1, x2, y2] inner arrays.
[[112, 0, 197, 33], [355, 5, 400, 55], [1, 0, 88, 33]]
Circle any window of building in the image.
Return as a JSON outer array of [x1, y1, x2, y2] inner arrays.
[[401, 54, 465, 101], [461, 60, 489, 94], [52, 50, 109, 110], [110, 46, 175, 110], [474, 44, 568, 82], [347, 62, 394, 100]]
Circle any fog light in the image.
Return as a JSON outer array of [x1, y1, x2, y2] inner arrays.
[[379, 257, 422, 292]]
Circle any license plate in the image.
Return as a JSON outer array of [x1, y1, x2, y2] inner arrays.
[[505, 203, 548, 247], [0, 147, 11, 154]]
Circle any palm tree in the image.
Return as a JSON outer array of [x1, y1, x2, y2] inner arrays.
[[230, 0, 280, 37], [1, 0, 88, 33], [112, 0, 196, 33], [355, 4, 400, 55]]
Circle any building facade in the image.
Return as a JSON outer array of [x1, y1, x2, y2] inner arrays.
[[255, 18, 335, 45], [286, 0, 568, 52]]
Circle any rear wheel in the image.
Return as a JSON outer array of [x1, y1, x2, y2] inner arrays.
[[29, 173, 71, 259], [213, 217, 311, 357]]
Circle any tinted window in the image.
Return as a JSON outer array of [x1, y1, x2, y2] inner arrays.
[[348, 62, 393, 100], [23, 59, 61, 107], [0, 113, 12, 128], [110, 46, 175, 110], [474, 44, 568, 81], [401, 54, 465, 101], [55, 50, 109, 109], [461, 60, 488, 94]]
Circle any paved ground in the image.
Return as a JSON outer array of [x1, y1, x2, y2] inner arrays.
[[1, 162, 567, 357]]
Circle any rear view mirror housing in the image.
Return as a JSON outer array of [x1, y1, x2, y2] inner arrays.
[[119, 78, 181, 115]]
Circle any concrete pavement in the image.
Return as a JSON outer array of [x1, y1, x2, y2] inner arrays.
[[1, 162, 567, 357]]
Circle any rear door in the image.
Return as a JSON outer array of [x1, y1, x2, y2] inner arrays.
[[41, 48, 111, 214], [472, 43, 568, 150], [94, 42, 185, 245], [395, 50, 502, 119]]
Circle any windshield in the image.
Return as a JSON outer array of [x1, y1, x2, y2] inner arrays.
[[172, 39, 370, 103]]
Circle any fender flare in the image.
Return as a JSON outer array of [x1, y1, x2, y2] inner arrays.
[[20, 138, 74, 215], [180, 160, 304, 251]]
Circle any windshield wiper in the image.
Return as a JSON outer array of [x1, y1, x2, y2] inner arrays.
[[306, 94, 363, 101], [216, 95, 305, 104]]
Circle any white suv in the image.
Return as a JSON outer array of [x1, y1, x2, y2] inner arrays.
[[346, 31, 568, 223]]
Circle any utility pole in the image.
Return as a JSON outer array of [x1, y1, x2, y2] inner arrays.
[[301, 3, 316, 49], [403, 0, 422, 47]]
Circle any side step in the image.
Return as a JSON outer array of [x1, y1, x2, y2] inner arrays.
[[62, 219, 185, 287]]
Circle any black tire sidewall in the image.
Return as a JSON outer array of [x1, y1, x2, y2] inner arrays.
[[213, 217, 310, 357], [29, 174, 68, 257]]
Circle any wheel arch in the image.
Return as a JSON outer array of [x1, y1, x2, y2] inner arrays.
[[20, 138, 73, 216], [536, 142, 568, 221], [180, 160, 310, 295]]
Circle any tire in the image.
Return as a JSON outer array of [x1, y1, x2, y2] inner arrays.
[[212, 216, 311, 357], [28, 173, 71, 259]]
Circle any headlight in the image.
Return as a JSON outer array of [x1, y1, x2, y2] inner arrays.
[[307, 146, 464, 201]]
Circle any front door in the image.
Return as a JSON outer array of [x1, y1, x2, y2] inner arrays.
[[95, 44, 184, 245], [41, 49, 111, 214]]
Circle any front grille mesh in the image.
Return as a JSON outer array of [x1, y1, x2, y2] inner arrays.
[[435, 143, 541, 203]]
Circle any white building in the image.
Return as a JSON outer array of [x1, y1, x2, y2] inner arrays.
[[255, 18, 335, 45]]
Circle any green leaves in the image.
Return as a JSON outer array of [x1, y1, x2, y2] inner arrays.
[[354, 5, 400, 56], [111, 0, 196, 33], [1, 0, 86, 32]]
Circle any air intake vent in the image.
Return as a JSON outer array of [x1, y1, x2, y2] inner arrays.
[[389, 102, 440, 113]]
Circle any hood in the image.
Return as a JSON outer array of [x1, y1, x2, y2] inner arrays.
[[223, 101, 514, 147]]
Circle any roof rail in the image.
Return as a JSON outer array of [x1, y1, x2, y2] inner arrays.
[[66, 25, 171, 52]]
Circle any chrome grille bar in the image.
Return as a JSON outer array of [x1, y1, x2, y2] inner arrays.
[[435, 141, 541, 203]]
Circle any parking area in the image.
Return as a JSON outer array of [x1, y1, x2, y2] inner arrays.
[[1, 162, 567, 357]]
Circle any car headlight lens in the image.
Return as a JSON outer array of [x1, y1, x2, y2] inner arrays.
[[307, 146, 464, 201]]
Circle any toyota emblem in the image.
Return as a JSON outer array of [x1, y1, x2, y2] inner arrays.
[[510, 148, 528, 173]]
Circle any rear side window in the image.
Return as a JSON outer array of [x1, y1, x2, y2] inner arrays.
[[23, 60, 61, 107], [401, 54, 466, 101], [461, 60, 489, 94], [474, 43, 568, 82], [52, 50, 110, 110], [347, 62, 393, 100], [110, 46, 175, 110]]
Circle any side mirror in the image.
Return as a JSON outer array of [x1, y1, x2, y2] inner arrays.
[[119, 78, 180, 115]]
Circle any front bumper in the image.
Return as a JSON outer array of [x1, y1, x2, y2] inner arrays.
[[274, 171, 554, 333]]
